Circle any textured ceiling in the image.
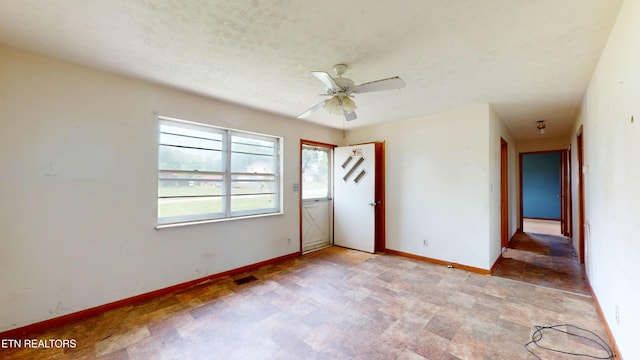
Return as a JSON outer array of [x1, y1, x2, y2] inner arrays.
[[0, 0, 622, 140]]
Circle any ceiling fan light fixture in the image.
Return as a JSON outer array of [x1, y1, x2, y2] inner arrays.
[[341, 96, 357, 113], [324, 96, 343, 115], [537, 120, 546, 135]]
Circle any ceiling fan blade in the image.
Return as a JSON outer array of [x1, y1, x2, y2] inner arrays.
[[312, 71, 340, 91], [297, 100, 328, 118], [352, 76, 406, 93], [344, 110, 357, 121]]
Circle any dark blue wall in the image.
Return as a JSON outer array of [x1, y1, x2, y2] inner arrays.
[[522, 152, 561, 219]]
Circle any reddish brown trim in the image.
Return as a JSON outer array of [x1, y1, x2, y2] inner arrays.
[[299, 141, 303, 252], [589, 284, 623, 359], [385, 249, 492, 275], [500, 138, 509, 248], [566, 146, 573, 237], [490, 253, 504, 274], [300, 139, 337, 148], [576, 126, 586, 263], [374, 141, 386, 252], [519, 152, 524, 231], [560, 150, 569, 236], [0, 251, 300, 339]]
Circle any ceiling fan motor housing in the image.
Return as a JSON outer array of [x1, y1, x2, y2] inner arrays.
[[330, 64, 355, 95], [332, 64, 348, 77]]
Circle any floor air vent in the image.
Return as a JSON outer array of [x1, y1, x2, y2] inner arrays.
[[233, 275, 258, 285]]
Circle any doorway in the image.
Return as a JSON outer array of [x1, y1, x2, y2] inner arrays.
[[301, 140, 386, 255], [333, 142, 386, 253], [519, 151, 568, 232], [577, 126, 585, 263], [300, 141, 335, 253]]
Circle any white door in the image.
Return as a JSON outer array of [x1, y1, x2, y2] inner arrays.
[[301, 145, 333, 253], [334, 143, 376, 253]]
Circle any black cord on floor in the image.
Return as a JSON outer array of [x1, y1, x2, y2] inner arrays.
[[524, 324, 614, 359]]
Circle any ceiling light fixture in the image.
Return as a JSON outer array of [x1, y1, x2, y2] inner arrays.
[[323, 95, 357, 115], [323, 96, 342, 115], [537, 120, 546, 135]]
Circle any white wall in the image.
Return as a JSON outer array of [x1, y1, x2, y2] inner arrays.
[[571, 0, 640, 358], [0, 46, 343, 331], [347, 105, 496, 269]]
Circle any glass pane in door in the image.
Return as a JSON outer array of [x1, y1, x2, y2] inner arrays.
[[302, 146, 331, 199], [301, 144, 333, 253]]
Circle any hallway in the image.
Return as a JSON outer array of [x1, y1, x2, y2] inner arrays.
[[493, 223, 589, 295]]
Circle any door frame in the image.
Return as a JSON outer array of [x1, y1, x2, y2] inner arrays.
[[576, 126, 585, 263], [562, 146, 572, 237], [500, 138, 509, 248], [518, 150, 567, 230], [299, 139, 336, 253], [374, 141, 386, 252], [300, 140, 386, 253]]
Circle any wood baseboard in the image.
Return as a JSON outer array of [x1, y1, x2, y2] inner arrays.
[[490, 253, 503, 273], [0, 251, 301, 339], [384, 248, 492, 275], [589, 283, 623, 359]]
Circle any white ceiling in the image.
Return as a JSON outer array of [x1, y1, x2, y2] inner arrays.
[[0, 0, 622, 140]]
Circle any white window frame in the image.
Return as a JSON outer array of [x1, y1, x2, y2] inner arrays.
[[156, 116, 283, 228]]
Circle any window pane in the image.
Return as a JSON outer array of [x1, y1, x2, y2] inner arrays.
[[302, 148, 330, 199], [161, 124, 223, 143], [159, 145, 223, 172], [231, 194, 276, 212], [158, 172, 223, 197], [231, 134, 276, 155], [160, 132, 222, 150], [231, 175, 275, 195], [230, 152, 275, 173], [158, 197, 224, 223]]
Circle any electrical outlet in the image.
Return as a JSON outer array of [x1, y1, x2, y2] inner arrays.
[[615, 305, 620, 325], [422, 238, 428, 246], [287, 237, 291, 244]]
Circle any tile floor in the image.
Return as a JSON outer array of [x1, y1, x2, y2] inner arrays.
[[494, 225, 589, 295], [521, 219, 562, 236], [1, 247, 612, 359]]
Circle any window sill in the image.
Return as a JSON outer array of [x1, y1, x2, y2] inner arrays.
[[155, 211, 285, 230]]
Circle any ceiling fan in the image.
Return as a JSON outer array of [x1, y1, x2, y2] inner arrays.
[[297, 64, 406, 121]]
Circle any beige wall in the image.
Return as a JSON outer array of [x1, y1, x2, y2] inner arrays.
[[0, 45, 343, 331], [347, 104, 516, 270], [570, 0, 640, 358]]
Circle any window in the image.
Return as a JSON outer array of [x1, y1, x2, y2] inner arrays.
[[157, 117, 282, 226]]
